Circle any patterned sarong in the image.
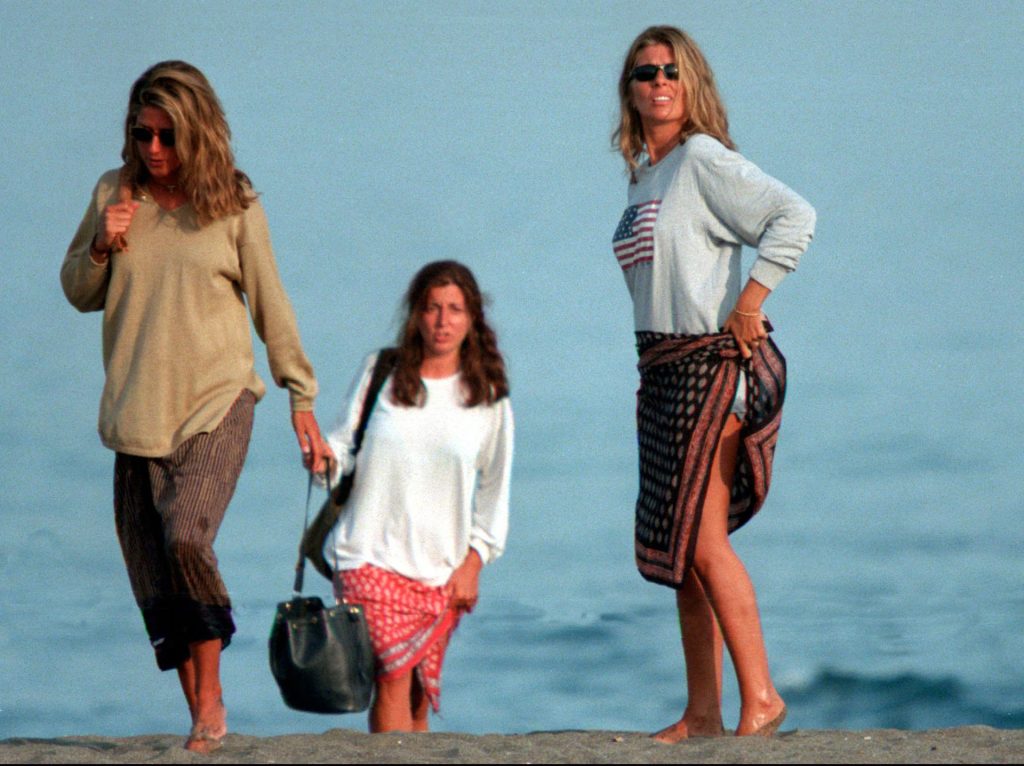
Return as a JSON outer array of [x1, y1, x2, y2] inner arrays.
[[336, 565, 459, 712], [634, 330, 786, 588]]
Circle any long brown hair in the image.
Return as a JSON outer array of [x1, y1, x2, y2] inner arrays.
[[390, 261, 509, 408], [121, 60, 256, 225], [612, 26, 735, 177]]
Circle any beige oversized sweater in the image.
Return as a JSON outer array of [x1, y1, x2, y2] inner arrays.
[[61, 169, 317, 457]]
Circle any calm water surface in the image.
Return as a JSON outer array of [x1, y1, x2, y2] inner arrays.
[[2, 325, 1021, 737]]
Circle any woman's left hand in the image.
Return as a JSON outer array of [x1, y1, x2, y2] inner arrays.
[[448, 549, 482, 613], [724, 279, 771, 359], [724, 310, 768, 360], [291, 410, 334, 476]]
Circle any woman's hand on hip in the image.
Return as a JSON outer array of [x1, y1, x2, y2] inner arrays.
[[448, 549, 482, 614], [725, 279, 771, 359], [724, 310, 768, 359], [291, 410, 335, 476]]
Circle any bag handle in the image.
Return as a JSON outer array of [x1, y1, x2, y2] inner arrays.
[[292, 469, 330, 595]]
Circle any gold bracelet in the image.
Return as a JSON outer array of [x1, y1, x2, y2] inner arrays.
[[732, 308, 761, 318]]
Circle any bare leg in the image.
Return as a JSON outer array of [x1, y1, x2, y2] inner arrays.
[[183, 638, 227, 753], [176, 657, 198, 724], [652, 573, 725, 741], [691, 415, 785, 736], [370, 673, 415, 733], [410, 672, 430, 732]]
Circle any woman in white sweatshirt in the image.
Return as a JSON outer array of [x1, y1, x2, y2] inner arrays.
[[323, 261, 513, 733]]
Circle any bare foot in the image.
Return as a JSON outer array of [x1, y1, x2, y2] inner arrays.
[[184, 727, 223, 754], [184, 699, 227, 753], [652, 715, 726, 743], [736, 699, 786, 737]]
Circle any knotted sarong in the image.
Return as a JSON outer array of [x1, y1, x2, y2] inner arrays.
[[634, 330, 786, 588], [337, 564, 460, 712]]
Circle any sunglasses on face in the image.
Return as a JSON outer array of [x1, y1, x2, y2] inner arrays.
[[630, 63, 680, 82], [130, 125, 176, 147]]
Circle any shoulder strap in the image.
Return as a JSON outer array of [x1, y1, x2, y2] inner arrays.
[[352, 348, 397, 452], [331, 348, 397, 502]]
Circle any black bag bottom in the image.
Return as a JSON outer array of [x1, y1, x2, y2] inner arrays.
[[269, 596, 374, 714]]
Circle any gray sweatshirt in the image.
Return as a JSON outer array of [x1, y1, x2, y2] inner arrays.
[[613, 134, 816, 334]]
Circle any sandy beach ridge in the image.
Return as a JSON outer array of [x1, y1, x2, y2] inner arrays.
[[2, 726, 1023, 764]]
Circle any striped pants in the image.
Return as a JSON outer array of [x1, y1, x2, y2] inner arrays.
[[114, 390, 255, 671]]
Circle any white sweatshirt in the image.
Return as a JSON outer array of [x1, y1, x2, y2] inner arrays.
[[323, 352, 513, 586]]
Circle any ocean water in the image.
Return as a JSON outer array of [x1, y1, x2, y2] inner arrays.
[[2, 0, 1023, 742], [1, 316, 1022, 738]]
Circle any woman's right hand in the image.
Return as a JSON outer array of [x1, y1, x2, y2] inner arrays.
[[96, 200, 140, 252]]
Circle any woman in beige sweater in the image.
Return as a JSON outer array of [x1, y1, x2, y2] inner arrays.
[[61, 60, 331, 753]]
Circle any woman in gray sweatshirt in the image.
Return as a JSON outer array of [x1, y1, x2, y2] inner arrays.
[[611, 25, 816, 741]]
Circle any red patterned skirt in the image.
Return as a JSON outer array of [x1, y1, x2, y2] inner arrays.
[[335, 564, 459, 712]]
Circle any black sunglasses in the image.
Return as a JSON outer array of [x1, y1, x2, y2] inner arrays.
[[130, 125, 176, 147], [630, 63, 680, 82]]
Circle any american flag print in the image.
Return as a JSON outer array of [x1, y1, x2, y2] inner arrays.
[[613, 199, 661, 271]]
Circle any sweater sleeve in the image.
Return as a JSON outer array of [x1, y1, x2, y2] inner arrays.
[[692, 137, 816, 290], [60, 172, 117, 312], [236, 200, 318, 410], [321, 352, 379, 486], [469, 397, 514, 566]]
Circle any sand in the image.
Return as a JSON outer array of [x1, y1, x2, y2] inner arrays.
[[2, 727, 1023, 764]]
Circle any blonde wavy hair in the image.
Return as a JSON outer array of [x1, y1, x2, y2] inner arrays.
[[612, 26, 735, 177], [121, 60, 255, 225]]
